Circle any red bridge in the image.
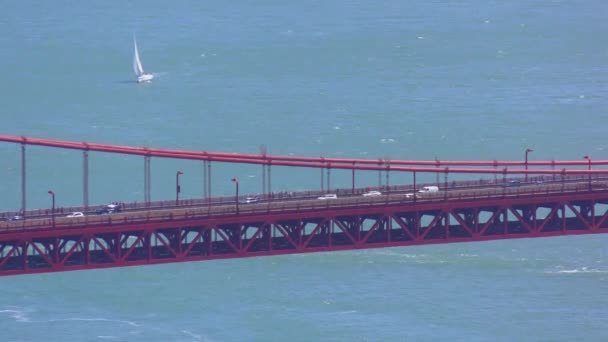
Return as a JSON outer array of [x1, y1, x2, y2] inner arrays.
[[1, 135, 607, 276]]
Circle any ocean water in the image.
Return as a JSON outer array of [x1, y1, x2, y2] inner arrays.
[[1, 0, 608, 340]]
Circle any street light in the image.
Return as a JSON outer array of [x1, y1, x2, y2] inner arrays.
[[584, 155, 591, 191], [583, 155, 591, 170], [524, 148, 533, 182], [48, 190, 55, 228], [231, 177, 239, 214], [176, 171, 183, 205]]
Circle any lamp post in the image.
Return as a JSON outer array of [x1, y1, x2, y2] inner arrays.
[[232, 177, 239, 214], [584, 155, 591, 191], [176, 171, 183, 205], [524, 148, 533, 182], [583, 155, 591, 170], [48, 190, 55, 228]]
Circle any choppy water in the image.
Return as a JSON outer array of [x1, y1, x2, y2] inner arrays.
[[1, 0, 607, 340]]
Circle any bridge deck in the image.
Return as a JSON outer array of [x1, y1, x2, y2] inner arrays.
[[0, 177, 605, 232], [1, 178, 608, 276]]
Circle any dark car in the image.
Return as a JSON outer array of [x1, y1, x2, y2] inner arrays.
[[106, 203, 122, 212], [96, 208, 110, 215], [96, 203, 123, 215], [504, 180, 522, 187]]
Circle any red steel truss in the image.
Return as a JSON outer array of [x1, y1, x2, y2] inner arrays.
[[2, 185, 608, 276]]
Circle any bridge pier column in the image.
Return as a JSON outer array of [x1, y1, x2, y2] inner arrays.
[[532, 205, 538, 232], [115, 232, 121, 260], [413, 171, 417, 202], [445, 213, 450, 239], [21, 143, 26, 214], [444, 169, 449, 200], [262, 164, 266, 198], [260, 145, 267, 199], [326, 167, 331, 192], [351, 166, 355, 194], [53, 237, 59, 265], [265, 224, 273, 251], [405, 215, 417, 239], [267, 163, 271, 198], [84, 236, 90, 265], [208, 161, 212, 199], [203, 229, 212, 256], [579, 203, 594, 224], [203, 160, 208, 199], [503, 208, 508, 234], [464, 210, 475, 232], [589, 201, 596, 230], [385, 165, 390, 191], [144, 156, 151, 204], [386, 216, 392, 242], [83, 150, 89, 209], [320, 167, 324, 192], [562, 204, 567, 232]]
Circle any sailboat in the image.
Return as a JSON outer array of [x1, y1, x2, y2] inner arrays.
[[133, 36, 154, 83]]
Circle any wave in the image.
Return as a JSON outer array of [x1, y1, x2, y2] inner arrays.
[[0, 309, 141, 328], [182, 329, 215, 342], [545, 266, 608, 275], [1, 309, 216, 341], [335, 310, 357, 315], [0, 307, 30, 322], [46, 317, 140, 327]]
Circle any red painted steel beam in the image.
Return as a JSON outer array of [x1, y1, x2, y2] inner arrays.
[[1, 135, 607, 176], [1, 135, 607, 170]]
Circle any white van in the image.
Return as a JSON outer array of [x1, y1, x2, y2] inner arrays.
[[418, 186, 439, 193]]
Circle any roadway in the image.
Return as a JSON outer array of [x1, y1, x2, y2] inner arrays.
[[1, 175, 607, 232]]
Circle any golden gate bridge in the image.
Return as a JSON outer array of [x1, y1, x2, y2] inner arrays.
[[0, 135, 606, 276]]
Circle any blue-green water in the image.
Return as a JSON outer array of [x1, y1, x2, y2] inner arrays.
[[1, 1, 607, 340]]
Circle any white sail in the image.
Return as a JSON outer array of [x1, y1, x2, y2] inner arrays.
[[133, 37, 144, 77], [132, 35, 154, 83]]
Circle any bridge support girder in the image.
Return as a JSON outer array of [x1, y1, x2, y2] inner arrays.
[[3, 193, 608, 276]]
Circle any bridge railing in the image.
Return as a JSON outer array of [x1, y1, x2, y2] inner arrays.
[[1, 177, 606, 232], [0, 173, 600, 223]]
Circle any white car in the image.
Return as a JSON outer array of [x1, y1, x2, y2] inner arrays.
[[66, 212, 84, 218], [317, 194, 338, 200], [240, 196, 259, 204], [405, 193, 415, 199], [418, 186, 439, 193], [362, 190, 382, 197]]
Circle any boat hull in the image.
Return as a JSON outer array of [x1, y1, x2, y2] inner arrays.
[[137, 73, 154, 83]]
